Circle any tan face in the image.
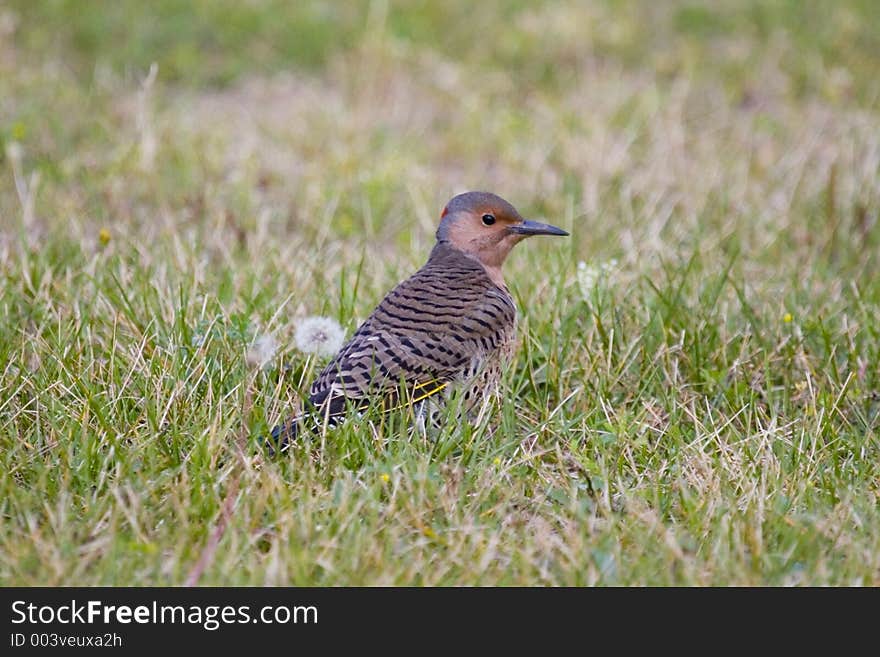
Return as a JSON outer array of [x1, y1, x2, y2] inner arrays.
[[434, 192, 568, 284], [443, 204, 529, 268], [439, 197, 569, 269]]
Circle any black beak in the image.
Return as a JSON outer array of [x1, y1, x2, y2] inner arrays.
[[509, 219, 569, 237]]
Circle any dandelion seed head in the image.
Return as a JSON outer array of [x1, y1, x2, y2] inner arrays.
[[5, 140, 22, 164], [246, 333, 279, 369], [294, 316, 345, 358]]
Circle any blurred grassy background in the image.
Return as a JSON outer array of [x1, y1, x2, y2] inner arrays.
[[8, 0, 880, 96], [1, 1, 878, 585]]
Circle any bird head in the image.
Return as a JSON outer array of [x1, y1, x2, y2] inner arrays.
[[435, 191, 568, 268]]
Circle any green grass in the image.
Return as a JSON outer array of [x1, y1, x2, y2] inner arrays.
[[1, 0, 879, 585]]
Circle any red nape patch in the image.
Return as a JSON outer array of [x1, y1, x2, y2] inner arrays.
[[440, 206, 449, 219]]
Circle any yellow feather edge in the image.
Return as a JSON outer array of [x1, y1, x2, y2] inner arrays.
[[382, 380, 448, 413]]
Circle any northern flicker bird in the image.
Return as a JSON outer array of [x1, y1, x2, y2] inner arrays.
[[269, 191, 568, 452]]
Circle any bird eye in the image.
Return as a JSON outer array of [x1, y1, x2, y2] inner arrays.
[[481, 213, 496, 226]]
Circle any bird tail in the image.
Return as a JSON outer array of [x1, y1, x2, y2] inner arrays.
[[266, 381, 448, 456], [265, 394, 347, 456], [266, 415, 301, 456]]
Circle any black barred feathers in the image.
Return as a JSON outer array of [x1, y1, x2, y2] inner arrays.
[[268, 242, 516, 453]]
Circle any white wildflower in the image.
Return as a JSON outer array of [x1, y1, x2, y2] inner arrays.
[[5, 140, 22, 165], [294, 316, 345, 358], [577, 259, 618, 299], [246, 333, 279, 369]]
